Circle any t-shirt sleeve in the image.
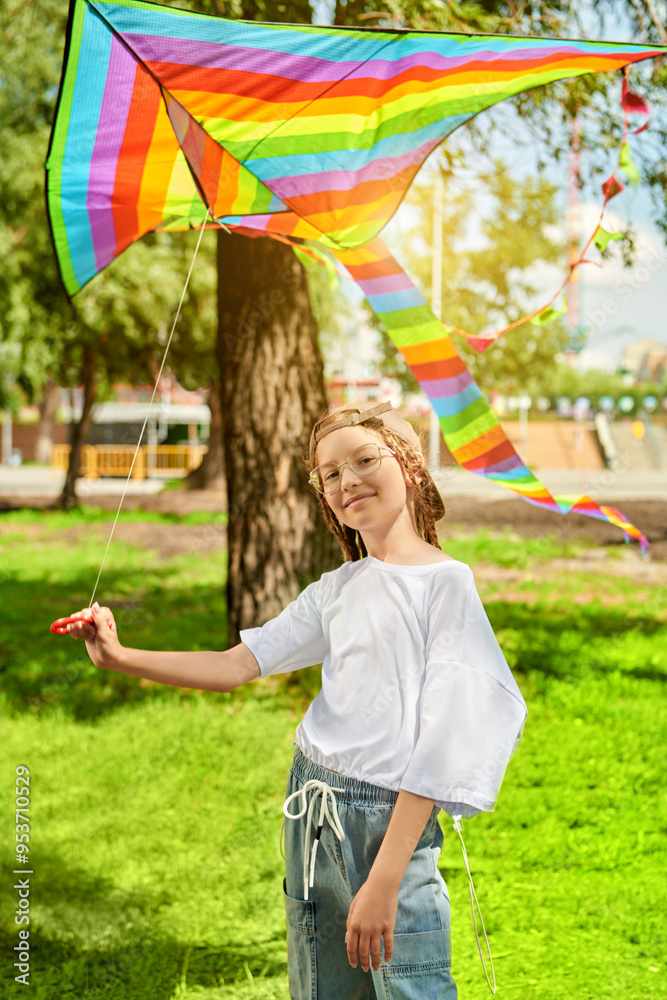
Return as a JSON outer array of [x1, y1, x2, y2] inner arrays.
[[238, 575, 329, 678], [399, 570, 527, 818]]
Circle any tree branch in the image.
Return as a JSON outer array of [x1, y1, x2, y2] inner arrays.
[[644, 0, 667, 43]]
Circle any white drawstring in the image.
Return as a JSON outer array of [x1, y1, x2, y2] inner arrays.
[[452, 815, 497, 995], [283, 779, 346, 900]]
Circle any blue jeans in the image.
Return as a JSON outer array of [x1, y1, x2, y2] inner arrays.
[[282, 747, 458, 1000]]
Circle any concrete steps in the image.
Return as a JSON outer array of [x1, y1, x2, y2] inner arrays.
[[607, 420, 667, 472], [436, 419, 606, 471]]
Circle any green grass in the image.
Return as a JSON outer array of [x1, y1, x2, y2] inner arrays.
[[442, 525, 602, 568], [1, 696, 297, 999], [0, 508, 231, 720], [0, 505, 228, 529], [1, 510, 666, 998]]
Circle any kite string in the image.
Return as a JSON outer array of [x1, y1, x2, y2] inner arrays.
[[452, 817, 497, 994], [88, 212, 211, 610]]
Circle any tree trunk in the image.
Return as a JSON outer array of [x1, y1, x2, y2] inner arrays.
[[56, 346, 98, 509], [35, 380, 61, 464], [217, 230, 340, 644], [181, 376, 225, 489]]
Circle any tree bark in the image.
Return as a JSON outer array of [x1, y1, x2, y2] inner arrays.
[[35, 380, 61, 464], [56, 345, 98, 509], [217, 230, 340, 644], [181, 376, 225, 489]]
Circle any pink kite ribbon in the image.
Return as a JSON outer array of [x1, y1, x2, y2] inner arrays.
[[621, 73, 652, 134], [602, 174, 625, 202]]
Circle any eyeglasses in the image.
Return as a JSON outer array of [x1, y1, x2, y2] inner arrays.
[[309, 443, 398, 494]]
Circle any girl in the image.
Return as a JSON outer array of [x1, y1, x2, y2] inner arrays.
[[67, 399, 527, 999]]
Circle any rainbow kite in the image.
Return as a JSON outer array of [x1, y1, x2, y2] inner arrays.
[[46, 0, 666, 551]]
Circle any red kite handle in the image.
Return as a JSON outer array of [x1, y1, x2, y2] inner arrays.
[[50, 614, 112, 635]]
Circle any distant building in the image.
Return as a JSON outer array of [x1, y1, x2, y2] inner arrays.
[[621, 339, 667, 382], [325, 376, 402, 409]]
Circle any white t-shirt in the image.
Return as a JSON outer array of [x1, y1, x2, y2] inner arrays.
[[239, 555, 527, 818]]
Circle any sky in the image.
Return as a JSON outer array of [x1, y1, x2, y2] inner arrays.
[[570, 197, 666, 371], [316, 0, 667, 375], [382, 100, 666, 375]]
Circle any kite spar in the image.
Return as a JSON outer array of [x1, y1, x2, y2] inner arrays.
[[46, 0, 667, 550]]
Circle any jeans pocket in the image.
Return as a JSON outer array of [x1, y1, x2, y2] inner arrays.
[[377, 929, 456, 999], [283, 878, 317, 1000]]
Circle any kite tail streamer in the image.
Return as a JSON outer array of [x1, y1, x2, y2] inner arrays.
[[330, 237, 649, 555]]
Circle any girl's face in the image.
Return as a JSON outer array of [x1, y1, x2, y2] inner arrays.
[[315, 425, 419, 535]]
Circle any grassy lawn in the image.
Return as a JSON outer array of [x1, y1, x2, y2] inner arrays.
[[1, 510, 665, 999]]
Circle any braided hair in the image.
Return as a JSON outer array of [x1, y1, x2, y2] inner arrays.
[[303, 408, 445, 563]]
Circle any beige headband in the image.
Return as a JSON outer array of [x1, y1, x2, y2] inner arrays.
[[313, 401, 424, 454]]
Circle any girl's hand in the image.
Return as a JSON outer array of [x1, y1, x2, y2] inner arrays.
[[346, 877, 398, 972], [66, 602, 123, 672]]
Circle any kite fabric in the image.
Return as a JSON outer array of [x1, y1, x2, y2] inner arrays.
[[46, 0, 666, 550]]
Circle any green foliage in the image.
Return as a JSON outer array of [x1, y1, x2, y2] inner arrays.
[[534, 363, 667, 408], [4, 0, 666, 416], [293, 247, 359, 378], [0, 0, 219, 409], [0, 0, 73, 396], [333, 0, 502, 31]]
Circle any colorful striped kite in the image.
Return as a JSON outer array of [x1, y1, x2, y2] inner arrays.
[[46, 0, 666, 551]]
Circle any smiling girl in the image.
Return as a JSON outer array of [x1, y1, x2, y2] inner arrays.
[[66, 400, 527, 999]]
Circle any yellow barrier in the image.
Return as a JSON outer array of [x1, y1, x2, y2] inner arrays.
[[51, 444, 73, 471], [51, 444, 208, 479]]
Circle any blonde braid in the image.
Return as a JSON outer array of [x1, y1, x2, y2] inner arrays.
[[379, 426, 441, 550]]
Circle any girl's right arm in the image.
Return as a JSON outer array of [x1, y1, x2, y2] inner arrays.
[[66, 603, 261, 693]]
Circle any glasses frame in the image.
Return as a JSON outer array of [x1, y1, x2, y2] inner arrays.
[[309, 443, 398, 494]]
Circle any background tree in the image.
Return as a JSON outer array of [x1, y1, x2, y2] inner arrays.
[[168, 238, 224, 490], [373, 159, 570, 399], [54, 230, 218, 507], [333, 0, 667, 231], [0, 0, 339, 636], [175, 0, 343, 638], [217, 232, 339, 638], [326, 0, 667, 404], [0, 1, 220, 501], [0, 0, 72, 454]]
